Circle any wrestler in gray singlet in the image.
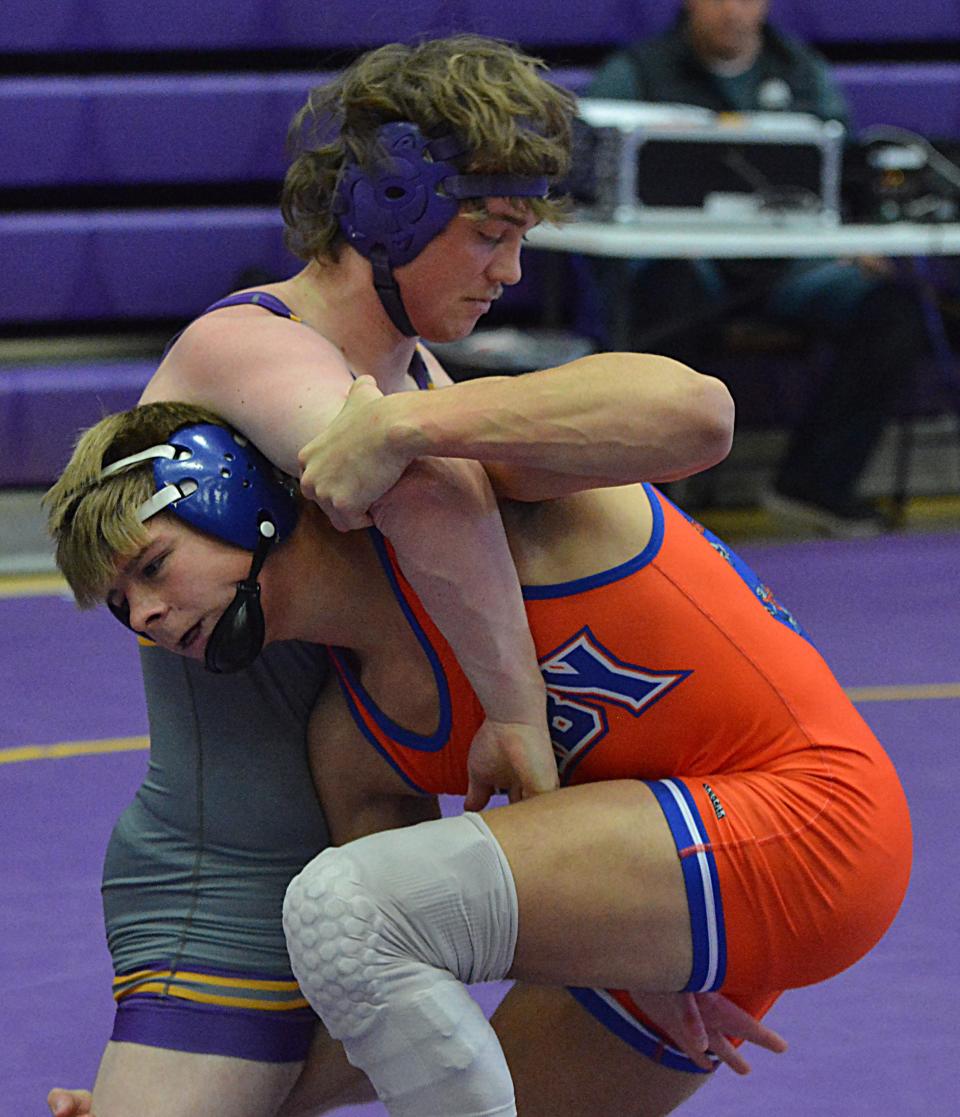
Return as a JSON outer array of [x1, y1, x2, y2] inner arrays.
[[102, 639, 330, 1060]]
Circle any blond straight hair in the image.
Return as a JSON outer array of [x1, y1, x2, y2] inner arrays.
[[44, 402, 228, 607]]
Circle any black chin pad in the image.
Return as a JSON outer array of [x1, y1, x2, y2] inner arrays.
[[107, 598, 147, 640], [204, 582, 266, 674], [108, 598, 133, 629]]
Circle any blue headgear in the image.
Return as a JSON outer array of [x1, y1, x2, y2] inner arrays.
[[334, 121, 549, 335], [100, 423, 299, 674]]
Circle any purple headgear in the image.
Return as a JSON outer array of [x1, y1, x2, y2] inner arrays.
[[334, 121, 549, 335]]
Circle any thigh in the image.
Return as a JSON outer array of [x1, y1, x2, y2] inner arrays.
[[92, 1041, 302, 1117], [493, 984, 709, 1117], [276, 1025, 376, 1116], [483, 780, 693, 991]]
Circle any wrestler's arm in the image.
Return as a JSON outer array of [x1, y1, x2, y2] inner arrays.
[[298, 350, 734, 515], [144, 313, 554, 808]]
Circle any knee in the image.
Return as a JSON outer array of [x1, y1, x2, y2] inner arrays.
[[283, 845, 386, 1038]]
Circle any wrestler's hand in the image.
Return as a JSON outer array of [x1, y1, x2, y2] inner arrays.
[[628, 991, 788, 1076], [47, 1087, 94, 1115], [299, 375, 412, 531], [465, 719, 559, 810]]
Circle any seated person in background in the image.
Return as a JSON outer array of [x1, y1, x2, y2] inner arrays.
[[49, 399, 910, 1117], [589, 0, 929, 535]]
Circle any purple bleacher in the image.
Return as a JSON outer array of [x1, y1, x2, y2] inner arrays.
[[0, 205, 549, 326], [5, 1, 960, 492], [0, 0, 660, 54], [0, 75, 320, 188], [0, 70, 598, 190], [3, 0, 957, 53], [7, 62, 960, 194], [1, 208, 298, 322], [0, 359, 154, 485], [836, 64, 960, 138], [777, 0, 960, 43]]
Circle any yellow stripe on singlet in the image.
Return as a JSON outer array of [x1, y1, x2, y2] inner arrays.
[[113, 968, 309, 1010], [114, 982, 310, 1011], [113, 967, 303, 994]]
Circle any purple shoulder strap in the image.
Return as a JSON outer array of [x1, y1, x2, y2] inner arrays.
[[162, 291, 299, 358], [163, 290, 432, 388]]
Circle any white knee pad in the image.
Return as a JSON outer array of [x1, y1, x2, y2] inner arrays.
[[283, 812, 519, 1117]]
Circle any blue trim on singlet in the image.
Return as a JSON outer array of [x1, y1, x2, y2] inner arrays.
[[327, 646, 432, 794], [327, 531, 455, 756], [567, 988, 717, 1075], [566, 776, 728, 1074], [646, 778, 728, 993], [521, 484, 665, 601]]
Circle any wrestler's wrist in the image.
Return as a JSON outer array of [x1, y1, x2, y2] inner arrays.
[[481, 672, 549, 728], [381, 391, 432, 464]]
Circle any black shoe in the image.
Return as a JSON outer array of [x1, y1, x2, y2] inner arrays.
[[763, 487, 886, 539]]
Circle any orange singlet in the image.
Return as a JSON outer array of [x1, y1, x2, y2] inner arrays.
[[329, 485, 911, 1072]]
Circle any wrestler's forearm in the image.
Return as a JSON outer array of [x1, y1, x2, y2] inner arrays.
[[371, 457, 547, 728], [387, 353, 735, 496]]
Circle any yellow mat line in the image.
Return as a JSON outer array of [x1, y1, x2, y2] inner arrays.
[[0, 736, 149, 764], [845, 682, 960, 703], [0, 572, 69, 599], [4, 682, 959, 768]]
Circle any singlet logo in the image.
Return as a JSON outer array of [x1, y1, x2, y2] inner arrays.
[[540, 627, 691, 781]]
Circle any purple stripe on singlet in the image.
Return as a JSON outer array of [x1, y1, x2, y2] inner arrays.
[[111, 994, 317, 1063]]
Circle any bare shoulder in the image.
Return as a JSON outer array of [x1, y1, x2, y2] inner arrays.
[[143, 308, 351, 404], [140, 307, 357, 475]]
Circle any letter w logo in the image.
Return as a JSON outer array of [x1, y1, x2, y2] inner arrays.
[[540, 628, 690, 780]]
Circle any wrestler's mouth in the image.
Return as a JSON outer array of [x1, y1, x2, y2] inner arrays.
[[179, 618, 205, 652], [466, 290, 500, 309]]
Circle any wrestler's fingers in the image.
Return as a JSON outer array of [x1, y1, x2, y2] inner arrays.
[[680, 993, 709, 1052], [743, 1017, 788, 1054], [464, 776, 494, 813], [700, 994, 788, 1054], [348, 373, 384, 400], [47, 1088, 93, 1115], [707, 1033, 751, 1076]]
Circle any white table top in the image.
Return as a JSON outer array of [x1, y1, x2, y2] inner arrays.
[[526, 217, 960, 259]]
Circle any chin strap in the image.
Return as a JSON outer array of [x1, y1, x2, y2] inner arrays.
[[369, 247, 418, 336], [204, 519, 277, 674]]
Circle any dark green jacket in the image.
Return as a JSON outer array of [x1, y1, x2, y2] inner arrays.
[[588, 17, 850, 129]]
